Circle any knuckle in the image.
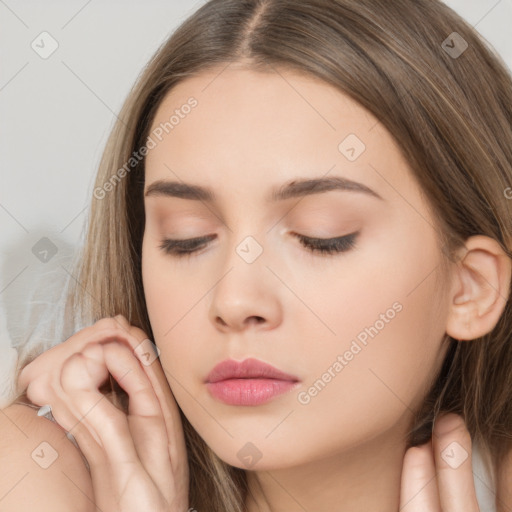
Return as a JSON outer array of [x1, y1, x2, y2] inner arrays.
[[90, 317, 151, 351], [99, 339, 129, 361], [96, 324, 128, 345], [26, 377, 52, 405], [109, 315, 150, 341], [95, 316, 122, 331], [92, 316, 151, 343], [103, 342, 139, 370], [113, 313, 129, 327], [65, 351, 86, 365], [62, 354, 85, 379], [81, 342, 105, 359]]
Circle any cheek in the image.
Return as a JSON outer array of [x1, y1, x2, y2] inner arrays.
[[141, 238, 208, 395], [292, 271, 446, 452], [288, 228, 449, 451], [141, 232, 199, 341]]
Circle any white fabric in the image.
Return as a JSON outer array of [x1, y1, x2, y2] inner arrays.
[[0, 249, 83, 408]]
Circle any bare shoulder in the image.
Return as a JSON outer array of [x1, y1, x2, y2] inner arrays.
[[0, 401, 94, 512]]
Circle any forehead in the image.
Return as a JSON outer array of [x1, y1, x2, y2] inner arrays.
[[144, 65, 412, 203], [148, 65, 373, 142]]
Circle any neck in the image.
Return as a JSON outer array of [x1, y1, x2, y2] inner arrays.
[[245, 413, 412, 512]]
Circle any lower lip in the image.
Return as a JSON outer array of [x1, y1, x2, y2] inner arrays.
[[206, 378, 298, 405]]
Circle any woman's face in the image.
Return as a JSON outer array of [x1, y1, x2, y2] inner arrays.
[[141, 65, 452, 469]]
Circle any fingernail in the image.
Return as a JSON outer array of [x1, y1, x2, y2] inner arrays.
[[66, 431, 78, 447], [37, 404, 56, 422]]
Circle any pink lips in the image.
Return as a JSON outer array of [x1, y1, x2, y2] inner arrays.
[[205, 358, 300, 406]]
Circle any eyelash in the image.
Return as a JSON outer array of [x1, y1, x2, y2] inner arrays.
[[158, 232, 358, 258]]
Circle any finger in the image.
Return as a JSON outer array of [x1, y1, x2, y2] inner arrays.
[[110, 327, 189, 496], [47, 350, 119, 507], [61, 341, 173, 494], [131, 342, 188, 473], [18, 315, 141, 390], [432, 413, 480, 512], [400, 441, 441, 511], [30, 362, 110, 477], [85, 338, 187, 502], [89, 341, 177, 499], [109, 319, 187, 476]]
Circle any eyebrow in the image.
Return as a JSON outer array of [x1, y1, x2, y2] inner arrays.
[[144, 176, 383, 202]]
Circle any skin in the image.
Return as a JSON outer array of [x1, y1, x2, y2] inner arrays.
[[14, 319, 189, 512], [12, 64, 511, 511], [140, 64, 511, 511]]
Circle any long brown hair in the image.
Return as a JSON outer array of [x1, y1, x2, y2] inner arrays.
[[54, 0, 512, 509]]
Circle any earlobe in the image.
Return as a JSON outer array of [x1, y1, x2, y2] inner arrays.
[[445, 235, 511, 341]]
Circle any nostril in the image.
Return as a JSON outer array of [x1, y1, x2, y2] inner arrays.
[[247, 316, 265, 325], [216, 317, 228, 327]]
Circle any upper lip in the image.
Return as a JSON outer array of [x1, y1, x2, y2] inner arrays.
[[206, 358, 299, 383]]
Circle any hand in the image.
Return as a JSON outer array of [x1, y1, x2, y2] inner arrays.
[[400, 413, 480, 511], [17, 315, 189, 512]]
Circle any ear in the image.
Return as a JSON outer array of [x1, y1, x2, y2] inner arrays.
[[445, 235, 511, 341]]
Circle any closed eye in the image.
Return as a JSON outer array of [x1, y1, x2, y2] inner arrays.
[[292, 232, 358, 255], [158, 232, 358, 258]]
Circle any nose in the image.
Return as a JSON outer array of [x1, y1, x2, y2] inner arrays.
[[208, 257, 283, 333]]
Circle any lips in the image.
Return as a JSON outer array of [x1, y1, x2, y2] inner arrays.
[[205, 358, 300, 406], [205, 357, 299, 383]]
